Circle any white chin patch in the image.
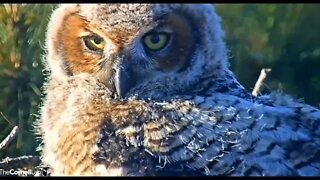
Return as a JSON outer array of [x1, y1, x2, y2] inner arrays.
[[95, 164, 124, 176]]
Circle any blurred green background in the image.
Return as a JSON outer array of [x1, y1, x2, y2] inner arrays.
[[0, 4, 319, 160]]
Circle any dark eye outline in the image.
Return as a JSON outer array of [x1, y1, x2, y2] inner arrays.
[[142, 32, 171, 52], [83, 35, 105, 52]]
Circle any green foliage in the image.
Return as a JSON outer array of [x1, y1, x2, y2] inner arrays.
[[0, 4, 319, 159], [0, 4, 56, 159], [216, 4, 320, 106]]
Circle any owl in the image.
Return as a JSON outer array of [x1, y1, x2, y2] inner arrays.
[[35, 4, 320, 176]]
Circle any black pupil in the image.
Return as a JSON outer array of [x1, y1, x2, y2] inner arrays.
[[150, 34, 160, 44], [93, 36, 102, 44]]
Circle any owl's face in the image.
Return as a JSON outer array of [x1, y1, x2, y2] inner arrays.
[[46, 4, 228, 100]]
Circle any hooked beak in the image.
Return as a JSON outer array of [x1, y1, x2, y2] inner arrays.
[[114, 58, 134, 98]]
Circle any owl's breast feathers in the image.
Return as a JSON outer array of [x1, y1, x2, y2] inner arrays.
[[38, 74, 320, 176], [93, 92, 320, 176]]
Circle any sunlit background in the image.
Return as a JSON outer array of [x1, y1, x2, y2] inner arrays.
[[0, 4, 319, 160]]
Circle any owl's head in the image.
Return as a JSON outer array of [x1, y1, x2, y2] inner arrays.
[[45, 4, 229, 100]]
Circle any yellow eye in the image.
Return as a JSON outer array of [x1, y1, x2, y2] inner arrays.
[[143, 33, 170, 51], [83, 35, 105, 51]]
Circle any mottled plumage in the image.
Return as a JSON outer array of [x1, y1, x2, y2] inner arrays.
[[35, 4, 320, 176]]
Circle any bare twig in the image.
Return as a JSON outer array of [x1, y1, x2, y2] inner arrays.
[[0, 155, 41, 170], [252, 68, 272, 96], [0, 112, 19, 150], [0, 126, 19, 150]]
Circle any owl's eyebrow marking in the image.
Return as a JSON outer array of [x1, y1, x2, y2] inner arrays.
[[80, 26, 106, 36], [81, 21, 111, 37], [78, 30, 93, 37], [154, 16, 170, 27]]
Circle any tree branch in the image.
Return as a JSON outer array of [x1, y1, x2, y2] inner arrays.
[[252, 68, 272, 96], [0, 126, 19, 151], [0, 155, 41, 170]]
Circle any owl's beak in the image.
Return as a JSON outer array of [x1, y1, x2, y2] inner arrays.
[[114, 60, 133, 98]]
